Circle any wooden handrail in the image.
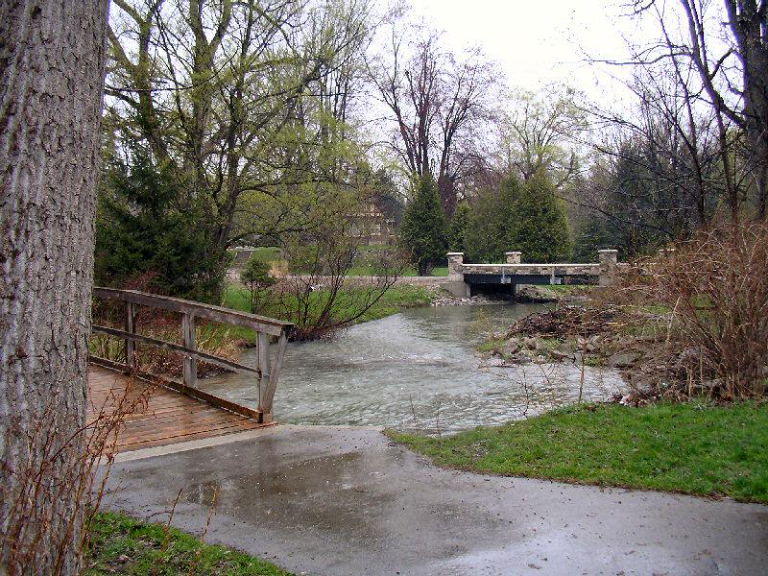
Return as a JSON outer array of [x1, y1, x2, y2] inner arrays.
[[94, 287, 292, 336], [91, 287, 292, 422]]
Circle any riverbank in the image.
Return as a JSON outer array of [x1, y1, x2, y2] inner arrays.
[[477, 302, 711, 402], [389, 401, 768, 503]]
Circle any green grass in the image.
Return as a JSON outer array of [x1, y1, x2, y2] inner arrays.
[[388, 402, 768, 503], [85, 511, 291, 575], [221, 284, 433, 340], [242, 247, 283, 263]]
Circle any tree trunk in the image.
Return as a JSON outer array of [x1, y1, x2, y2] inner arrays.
[[0, 1, 109, 574]]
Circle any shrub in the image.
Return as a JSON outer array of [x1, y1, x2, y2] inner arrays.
[[644, 220, 768, 398], [464, 175, 520, 262], [240, 255, 276, 313], [465, 173, 570, 263]]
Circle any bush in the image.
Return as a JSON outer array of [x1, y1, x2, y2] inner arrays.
[[642, 219, 768, 398], [240, 255, 276, 313], [465, 173, 571, 263], [399, 176, 447, 275]]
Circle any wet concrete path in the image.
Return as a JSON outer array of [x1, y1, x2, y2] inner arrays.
[[105, 426, 768, 576]]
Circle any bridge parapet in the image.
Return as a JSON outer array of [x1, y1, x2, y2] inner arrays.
[[447, 249, 620, 296]]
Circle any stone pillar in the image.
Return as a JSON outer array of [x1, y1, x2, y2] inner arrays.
[[598, 249, 619, 286], [446, 252, 470, 297], [447, 252, 465, 281], [658, 247, 675, 258], [505, 251, 522, 264]]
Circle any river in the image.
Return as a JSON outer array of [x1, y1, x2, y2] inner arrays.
[[201, 303, 624, 432]]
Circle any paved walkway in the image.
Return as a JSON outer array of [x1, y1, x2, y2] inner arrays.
[[105, 426, 768, 576]]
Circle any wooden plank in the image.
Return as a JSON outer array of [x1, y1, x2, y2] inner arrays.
[[88, 358, 261, 419], [87, 366, 273, 453], [119, 422, 266, 451], [118, 420, 259, 444], [94, 287, 292, 336]]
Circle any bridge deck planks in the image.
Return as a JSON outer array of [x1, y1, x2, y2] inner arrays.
[[87, 366, 267, 453]]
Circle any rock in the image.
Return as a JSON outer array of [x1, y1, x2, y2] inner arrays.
[[550, 349, 571, 362], [524, 337, 538, 350], [506, 339, 521, 354], [483, 357, 506, 368], [608, 352, 640, 368], [534, 354, 547, 364]]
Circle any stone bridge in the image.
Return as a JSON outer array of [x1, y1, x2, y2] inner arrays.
[[445, 250, 619, 297]]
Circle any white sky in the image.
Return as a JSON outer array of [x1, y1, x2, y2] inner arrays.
[[407, 0, 645, 102]]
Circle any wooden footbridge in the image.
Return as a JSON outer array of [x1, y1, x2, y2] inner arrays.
[[445, 249, 620, 297], [88, 288, 292, 453]]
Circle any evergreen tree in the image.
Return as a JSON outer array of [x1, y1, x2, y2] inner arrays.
[[510, 172, 572, 262], [465, 175, 521, 262], [399, 176, 447, 275], [95, 148, 227, 300], [448, 202, 472, 252]]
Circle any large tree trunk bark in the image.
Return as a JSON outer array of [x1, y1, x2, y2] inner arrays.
[[0, 1, 109, 574]]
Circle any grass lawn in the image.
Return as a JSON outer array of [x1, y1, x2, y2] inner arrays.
[[85, 511, 291, 575], [388, 402, 768, 503], [237, 247, 283, 263], [220, 284, 433, 342]]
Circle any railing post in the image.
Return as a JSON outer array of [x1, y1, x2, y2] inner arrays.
[[181, 312, 197, 388], [124, 302, 137, 372], [257, 332, 271, 421], [598, 249, 619, 286], [259, 330, 288, 423]]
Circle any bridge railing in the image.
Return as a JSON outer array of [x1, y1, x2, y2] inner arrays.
[[90, 287, 293, 423]]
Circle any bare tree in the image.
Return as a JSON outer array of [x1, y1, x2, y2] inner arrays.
[[369, 24, 497, 218], [1, 1, 109, 574], [496, 85, 586, 189], [632, 0, 768, 219]]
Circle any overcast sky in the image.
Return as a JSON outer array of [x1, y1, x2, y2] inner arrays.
[[407, 0, 645, 102]]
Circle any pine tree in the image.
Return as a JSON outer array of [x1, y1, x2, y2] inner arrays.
[[399, 176, 448, 275], [95, 148, 226, 301], [510, 172, 572, 262], [448, 202, 472, 252], [465, 175, 521, 262]]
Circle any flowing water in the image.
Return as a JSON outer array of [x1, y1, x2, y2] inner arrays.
[[201, 303, 625, 432]]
